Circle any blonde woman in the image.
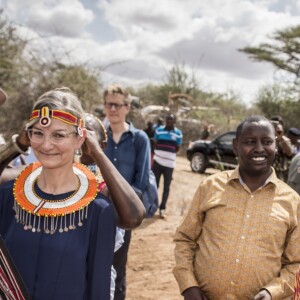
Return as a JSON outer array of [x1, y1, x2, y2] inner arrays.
[[0, 88, 115, 299]]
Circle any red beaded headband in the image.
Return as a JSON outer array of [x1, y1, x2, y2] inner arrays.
[[29, 107, 84, 136]]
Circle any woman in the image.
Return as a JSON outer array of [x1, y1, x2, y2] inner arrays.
[[0, 88, 116, 299]]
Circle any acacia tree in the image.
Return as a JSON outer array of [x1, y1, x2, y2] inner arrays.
[[240, 25, 300, 84], [240, 24, 300, 126]]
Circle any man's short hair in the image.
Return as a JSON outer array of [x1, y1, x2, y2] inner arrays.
[[236, 115, 273, 139], [166, 113, 176, 122], [103, 84, 131, 104]]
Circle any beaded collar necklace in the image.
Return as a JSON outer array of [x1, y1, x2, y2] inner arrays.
[[13, 162, 98, 234]]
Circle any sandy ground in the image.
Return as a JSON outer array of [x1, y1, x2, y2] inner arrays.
[[126, 156, 215, 300]]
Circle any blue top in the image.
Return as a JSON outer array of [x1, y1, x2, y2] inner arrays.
[[153, 126, 183, 168], [0, 180, 116, 300], [104, 122, 150, 194]]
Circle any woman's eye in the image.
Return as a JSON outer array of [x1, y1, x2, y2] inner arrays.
[[52, 133, 66, 139], [33, 131, 43, 137]]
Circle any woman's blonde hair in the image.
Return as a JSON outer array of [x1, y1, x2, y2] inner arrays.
[[33, 87, 85, 121]]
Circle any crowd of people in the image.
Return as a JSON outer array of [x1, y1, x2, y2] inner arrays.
[[0, 85, 300, 300]]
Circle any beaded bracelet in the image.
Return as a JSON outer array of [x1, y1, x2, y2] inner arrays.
[[11, 134, 29, 156]]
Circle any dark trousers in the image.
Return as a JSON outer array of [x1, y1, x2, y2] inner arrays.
[[113, 230, 132, 300], [152, 161, 174, 210]]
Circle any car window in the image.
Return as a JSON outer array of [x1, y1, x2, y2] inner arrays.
[[217, 132, 235, 146]]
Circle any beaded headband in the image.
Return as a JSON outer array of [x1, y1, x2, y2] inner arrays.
[[30, 107, 85, 136]]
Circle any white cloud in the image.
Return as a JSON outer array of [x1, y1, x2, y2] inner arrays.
[[3, 0, 94, 37], [1, 0, 300, 103]]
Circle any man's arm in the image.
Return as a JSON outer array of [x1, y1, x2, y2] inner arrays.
[[83, 130, 145, 229], [173, 185, 204, 294], [132, 131, 151, 192], [0, 128, 29, 177], [175, 128, 183, 153], [277, 134, 294, 158]]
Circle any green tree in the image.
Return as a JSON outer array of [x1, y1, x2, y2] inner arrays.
[[254, 84, 300, 128], [240, 25, 300, 83], [0, 10, 102, 138]]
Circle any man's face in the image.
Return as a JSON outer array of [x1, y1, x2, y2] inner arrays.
[[104, 93, 129, 125], [166, 116, 175, 128], [233, 121, 276, 177]]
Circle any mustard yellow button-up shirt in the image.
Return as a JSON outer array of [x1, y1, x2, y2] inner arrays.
[[173, 168, 300, 300]]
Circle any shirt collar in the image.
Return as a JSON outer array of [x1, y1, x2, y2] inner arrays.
[[228, 167, 278, 188], [107, 121, 135, 136]]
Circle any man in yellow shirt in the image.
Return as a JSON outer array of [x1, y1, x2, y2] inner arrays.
[[173, 115, 300, 300]]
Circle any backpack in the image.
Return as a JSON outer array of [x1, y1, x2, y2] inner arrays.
[[133, 132, 158, 218]]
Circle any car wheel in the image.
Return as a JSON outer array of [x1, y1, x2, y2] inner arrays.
[[190, 152, 207, 173]]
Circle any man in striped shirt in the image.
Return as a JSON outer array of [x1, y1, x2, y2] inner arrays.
[[152, 113, 183, 217]]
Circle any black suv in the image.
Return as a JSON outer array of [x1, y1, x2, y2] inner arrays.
[[186, 131, 237, 173]]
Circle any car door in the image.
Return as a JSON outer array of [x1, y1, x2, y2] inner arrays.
[[214, 132, 237, 167]]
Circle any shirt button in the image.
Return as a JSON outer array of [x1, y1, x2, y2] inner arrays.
[[241, 236, 245, 240], [250, 195, 254, 198], [114, 158, 117, 161], [115, 146, 117, 149], [236, 259, 239, 263], [246, 214, 250, 218], [230, 281, 235, 285]]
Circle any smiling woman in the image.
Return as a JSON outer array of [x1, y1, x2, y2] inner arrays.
[[0, 87, 116, 300]]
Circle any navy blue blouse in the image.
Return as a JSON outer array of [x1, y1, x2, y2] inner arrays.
[[0, 180, 116, 300]]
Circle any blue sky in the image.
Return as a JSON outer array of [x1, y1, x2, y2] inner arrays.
[[1, 0, 300, 104]]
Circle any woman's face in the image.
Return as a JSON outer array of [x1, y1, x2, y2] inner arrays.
[[29, 118, 85, 170]]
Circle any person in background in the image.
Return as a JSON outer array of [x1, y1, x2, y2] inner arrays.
[[103, 84, 150, 300], [288, 149, 300, 197], [173, 115, 300, 300], [144, 120, 155, 167], [270, 116, 294, 182], [152, 113, 183, 217], [153, 116, 164, 130], [287, 127, 300, 196], [200, 124, 210, 140], [81, 113, 145, 299], [288, 127, 300, 154], [0, 87, 116, 299]]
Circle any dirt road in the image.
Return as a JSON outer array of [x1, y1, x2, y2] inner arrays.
[[126, 156, 212, 300]]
